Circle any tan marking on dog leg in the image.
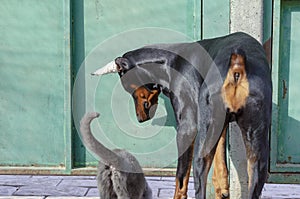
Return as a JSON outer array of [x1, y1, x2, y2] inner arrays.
[[222, 53, 249, 113], [213, 127, 229, 199], [212, 170, 221, 198], [174, 177, 189, 199], [174, 144, 194, 199], [247, 156, 259, 197], [247, 159, 254, 193]]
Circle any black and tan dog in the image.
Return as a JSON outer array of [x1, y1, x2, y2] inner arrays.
[[92, 32, 272, 199]]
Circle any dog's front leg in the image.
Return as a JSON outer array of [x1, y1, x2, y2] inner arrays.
[[174, 143, 194, 199], [174, 125, 196, 199]]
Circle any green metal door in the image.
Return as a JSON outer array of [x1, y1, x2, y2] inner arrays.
[[71, 0, 230, 172], [71, 0, 202, 170], [70, 2, 229, 198], [270, 0, 300, 183], [0, 0, 72, 174]]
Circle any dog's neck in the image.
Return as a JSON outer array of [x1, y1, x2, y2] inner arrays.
[[122, 45, 207, 97]]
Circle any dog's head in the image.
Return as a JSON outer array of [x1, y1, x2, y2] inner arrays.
[[92, 53, 162, 123]]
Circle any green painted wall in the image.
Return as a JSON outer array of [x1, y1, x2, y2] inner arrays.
[[0, 0, 71, 172]]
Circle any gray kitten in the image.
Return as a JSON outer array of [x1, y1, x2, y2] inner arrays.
[[80, 112, 152, 199]]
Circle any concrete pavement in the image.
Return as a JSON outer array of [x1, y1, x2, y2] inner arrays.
[[0, 175, 300, 198]]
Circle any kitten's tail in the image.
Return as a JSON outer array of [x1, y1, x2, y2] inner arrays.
[[80, 112, 120, 166]]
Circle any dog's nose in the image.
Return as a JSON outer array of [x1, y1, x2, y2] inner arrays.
[[138, 118, 143, 123], [137, 114, 147, 123], [136, 113, 143, 123], [137, 117, 145, 123]]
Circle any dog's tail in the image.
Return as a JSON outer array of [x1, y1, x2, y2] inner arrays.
[[227, 47, 247, 84], [80, 112, 120, 166]]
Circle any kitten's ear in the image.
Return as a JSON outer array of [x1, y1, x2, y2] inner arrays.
[[115, 57, 132, 71]]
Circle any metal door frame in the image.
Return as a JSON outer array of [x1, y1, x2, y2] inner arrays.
[[269, 0, 300, 183]]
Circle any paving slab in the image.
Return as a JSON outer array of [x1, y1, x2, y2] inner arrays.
[[148, 180, 174, 190], [0, 186, 18, 195], [51, 176, 96, 180], [0, 176, 31, 180], [146, 176, 162, 181], [0, 175, 32, 187], [29, 176, 63, 180], [58, 179, 97, 188], [158, 188, 195, 199], [0, 197, 44, 199], [85, 188, 99, 197], [261, 183, 300, 198], [46, 198, 98, 199], [13, 186, 88, 197], [157, 188, 173, 198], [0, 176, 61, 188]]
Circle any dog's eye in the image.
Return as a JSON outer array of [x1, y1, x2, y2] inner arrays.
[[144, 102, 149, 109]]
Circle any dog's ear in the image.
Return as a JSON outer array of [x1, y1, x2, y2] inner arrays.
[[115, 57, 132, 71]]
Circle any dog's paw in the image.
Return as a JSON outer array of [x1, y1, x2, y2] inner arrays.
[[222, 192, 229, 199]]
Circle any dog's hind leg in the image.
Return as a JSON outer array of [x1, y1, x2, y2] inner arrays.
[[193, 149, 215, 199], [193, 126, 227, 199], [194, 89, 227, 199], [212, 126, 229, 199], [239, 123, 269, 199], [237, 100, 270, 199]]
